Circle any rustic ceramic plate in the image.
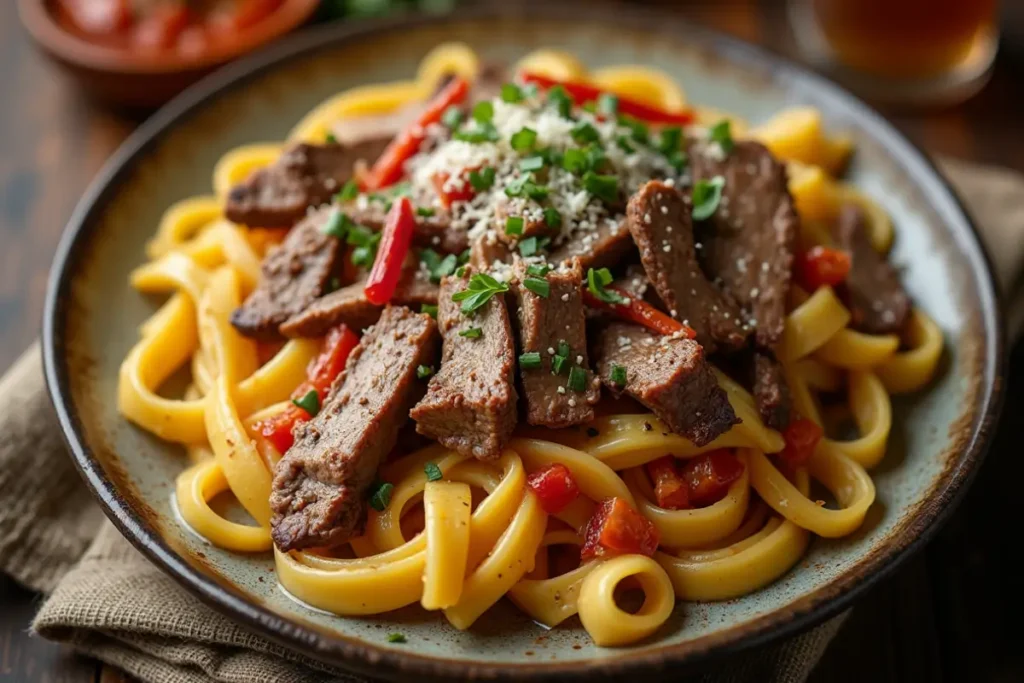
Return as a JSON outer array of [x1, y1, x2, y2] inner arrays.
[[43, 7, 1004, 681]]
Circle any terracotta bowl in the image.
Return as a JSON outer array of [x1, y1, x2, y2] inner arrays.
[[17, 0, 320, 108]]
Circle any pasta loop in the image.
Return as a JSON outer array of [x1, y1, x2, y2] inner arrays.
[[577, 555, 675, 647]]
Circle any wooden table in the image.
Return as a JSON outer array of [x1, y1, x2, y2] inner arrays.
[[2, 2, 1022, 681]]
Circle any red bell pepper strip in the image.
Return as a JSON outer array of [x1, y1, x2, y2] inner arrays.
[[795, 246, 851, 291], [645, 456, 690, 510], [518, 72, 695, 126], [254, 324, 360, 454], [364, 197, 416, 305], [581, 497, 660, 561], [362, 76, 471, 191], [778, 417, 824, 468], [527, 463, 580, 514], [582, 287, 696, 338], [681, 449, 745, 508]]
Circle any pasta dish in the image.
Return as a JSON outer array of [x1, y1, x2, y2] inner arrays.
[[119, 44, 943, 647]]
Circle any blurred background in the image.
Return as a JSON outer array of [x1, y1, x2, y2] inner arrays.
[[2, 1, 1023, 681]]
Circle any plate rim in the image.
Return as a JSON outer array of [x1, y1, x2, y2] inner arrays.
[[41, 6, 1006, 681]]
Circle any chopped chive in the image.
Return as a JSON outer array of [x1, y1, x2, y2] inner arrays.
[[523, 276, 550, 298], [420, 249, 457, 283], [505, 216, 525, 236], [519, 155, 546, 172], [586, 267, 629, 304], [691, 176, 726, 221], [666, 150, 689, 173], [510, 127, 538, 153], [597, 93, 619, 117], [518, 236, 550, 257], [501, 83, 524, 103], [567, 366, 587, 392], [472, 100, 494, 124], [562, 148, 589, 175], [325, 132, 337, 144], [521, 83, 539, 98], [551, 354, 569, 375], [441, 105, 463, 129], [421, 303, 438, 319], [424, 462, 443, 482], [417, 365, 435, 379], [542, 207, 562, 230], [459, 327, 483, 339], [291, 389, 320, 417], [416, 207, 436, 217], [336, 179, 359, 202], [519, 352, 542, 369], [387, 632, 407, 644], [539, 146, 563, 166], [527, 263, 553, 277], [708, 119, 734, 154], [616, 136, 635, 154], [584, 144, 607, 173], [582, 171, 619, 204], [570, 122, 601, 145], [658, 126, 683, 154], [619, 116, 649, 144], [557, 340, 571, 358], [504, 174, 548, 201], [321, 210, 349, 239], [547, 85, 573, 117], [455, 265, 468, 278], [369, 481, 394, 512], [457, 248, 471, 265], [610, 364, 628, 386], [468, 166, 496, 191]]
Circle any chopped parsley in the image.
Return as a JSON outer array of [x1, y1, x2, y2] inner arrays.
[[610, 364, 628, 386], [451, 272, 509, 314], [321, 210, 350, 239], [691, 176, 726, 221], [522, 276, 550, 298], [325, 132, 337, 144], [336, 179, 359, 202], [347, 225, 381, 268], [468, 166, 496, 191], [421, 303, 438, 319], [582, 171, 619, 204], [416, 207, 436, 217], [369, 481, 394, 512], [291, 389, 320, 417], [510, 127, 538, 153], [567, 366, 587, 393], [421, 249, 458, 283], [527, 263, 553, 277], [598, 93, 619, 117], [505, 216, 525, 236], [441, 106, 463, 129], [547, 85, 573, 117], [517, 236, 550, 257], [519, 155, 546, 172], [424, 462, 443, 482], [543, 206, 562, 230], [570, 121, 601, 145], [586, 267, 628, 304], [472, 100, 494, 124], [501, 83, 524, 103], [551, 354, 569, 375], [459, 327, 483, 339], [388, 632, 407, 644], [417, 364, 435, 379], [709, 119, 734, 154], [519, 351, 542, 369]]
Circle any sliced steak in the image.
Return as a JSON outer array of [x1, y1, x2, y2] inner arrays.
[[270, 306, 440, 551], [226, 141, 387, 228], [626, 180, 749, 352], [231, 209, 341, 340], [689, 139, 798, 348], [832, 205, 911, 334], [512, 258, 600, 428], [280, 269, 438, 338], [410, 268, 518, 459], [752, 350, 791, 431], [469, 235, 514, 270], [593, 322, 739, 446], [548, 220, 634, 271], [345, 201, 468, 254]]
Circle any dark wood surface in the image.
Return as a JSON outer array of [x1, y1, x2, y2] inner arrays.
[[2, 2, 1022, 681]]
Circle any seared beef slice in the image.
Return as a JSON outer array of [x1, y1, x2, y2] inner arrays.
[[689, 140, 798, 348], [594, 322, 738, 446], [753, 350, 791, 430], [231, 209, 341, 339], [548, 219, 634, 271], [512, 259, 600, 427], [410, 268, 518, 459], [627, 181, 748, 352], [832, 205, 910, 334], [270, 306, 440, 551], [226, 141, 387, 228]]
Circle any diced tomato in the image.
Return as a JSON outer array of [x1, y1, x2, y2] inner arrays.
[[253, 324, 359, 454], [681, 450, 744, 508], [645, 456, 690, 510], [582, 287, 696, 338], [580, 498, 660, 561], [795, 246, 851, 291], [132, 4, 190, 50], [518, 72, 696, 126], [56, 0, 132, 35], [364, 197, 416, 305], [431, 168, 477, 209], [527, 463, 580, 514], [362, 77, 470, 191], [778, 417, 824, 468]]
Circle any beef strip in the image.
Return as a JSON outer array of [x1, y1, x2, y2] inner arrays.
[[345, 201, 468, 254], [688, 139, 799, 348], [280, 267, 438, 338], [626, 180, 749, 352], [752, 350, 791, 430], [270, 306, 440, 551], [410, 268, 518, 459], [832, 205, 911, 334], [593, 322, 739, 446], [225, 141, 387, 228], [512, 258, 600, 428], [548, 220, 634, 271], [469, 235, 514, 270], [231, 208, 341, 339]]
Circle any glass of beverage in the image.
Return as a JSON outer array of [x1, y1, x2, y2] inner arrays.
[[789, 0, 999, 106]]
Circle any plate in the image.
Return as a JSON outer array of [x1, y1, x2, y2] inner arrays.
[[42, 8, 1004, 680]]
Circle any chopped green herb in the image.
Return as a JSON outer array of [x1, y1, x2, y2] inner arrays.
[[347, 225, 382, 268], [543, 206, 562, 230], [584, 144, 607, 173], [421, 249, 458, 283], [321, 210, 350, 239], [691, 176, 726, 221], [551, 354, 569, 375], [387, 632, 407, 644], [547, 85, 573, 117], [522, 83, 540, 99], [562, 148, 589, 175], [519, 352, 542, 369], [658, 126, 683, 155], [504, 174, 548, 201], [291, 389, 320, 416], [441, 105, 463, 129], [610, 364, 628, 386], [472, 100, 494, 124], [619, 116, 649, 144], [527, 263, 553, 277], [510, 127, 538, 153], [424, 462, 443, 482], [615, 136, 635, 154], [369, 481, 394, 512], [451, 272, 510, 314], [459, 327, 483, 339], [523, 276, 550, 298], [416, 207, 436, 217], [571, 121, 601, 145], [501, 83, 524, 103], [567, 366, 587, 393], [457, 248, 471, 264], [454, 124, 499, 143], [666, 150, 688, 173], [336, 179, 359, 202], [582, 171, 620, 204], [417, 365, 435, 379], [325, 132, 337, 144], [468, 166, 496, 191], [539, 146, 563, 166], [505, 216, 525, 236], [598, 92, 619, 117], [518, 236, 550, 257], [708, 119, 734, 154], [455, 265, 467, 278], [519, 155, 546, 172], [586, 267, 629, 304], [327, 277, 341, 293], [557, 340, 571, 358], [421, 303, 439, 319]]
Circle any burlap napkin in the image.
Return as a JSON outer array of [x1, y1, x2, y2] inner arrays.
[[2, 157, 1022, 683]]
